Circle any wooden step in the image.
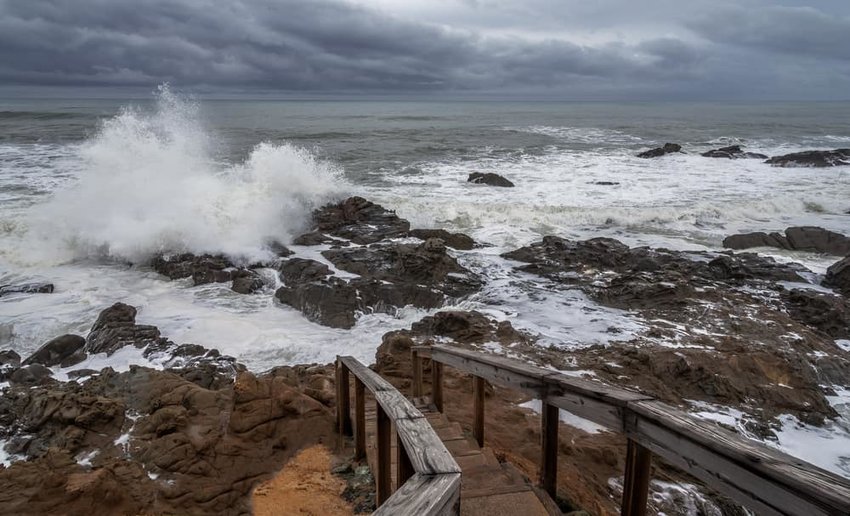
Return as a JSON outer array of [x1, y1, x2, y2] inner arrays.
[[460, 490, 551, 516]]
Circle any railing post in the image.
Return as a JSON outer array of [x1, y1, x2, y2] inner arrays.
[[376, 404, 392, 506], [354, 377, 366, 460], [621, 439, 652, 516], [431, 360, 444, 412], [540, 401, 559, 499], [473, 376, 485, 447], [397, 432, 414, 489], [411, 349, 422, 398], [338, 360, 352, 437]]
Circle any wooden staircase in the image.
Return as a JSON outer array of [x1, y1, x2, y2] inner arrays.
[[360, 397, 555, 515]]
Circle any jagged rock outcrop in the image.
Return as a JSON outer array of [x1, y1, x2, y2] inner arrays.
[[825, 256, 850, 297], [85, 303, 167, 356], [467, 172, 515, 187], [408, 229, 475, 250], [723, 226, 850, 256], [637, 143, 682, 158], [766, 149, 850, 167], [308, 196, 410, 244], [701, 145, 767, 159]]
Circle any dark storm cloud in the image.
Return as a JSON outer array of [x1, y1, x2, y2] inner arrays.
[[0, 0, 848, 99]]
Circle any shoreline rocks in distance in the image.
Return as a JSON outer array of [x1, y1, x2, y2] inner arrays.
[[467, 172, 514, 187], [0, 283, 54, 298], [723, 226, 850, 256], [765, 148, 850, 167], [637, 142, 682, 158], [701, 145, 767, 159]]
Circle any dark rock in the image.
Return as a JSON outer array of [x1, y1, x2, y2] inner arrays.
[[825, 256, 850, 297], [85, 303, 166, 356], [279, 258, 332, 285], [275, 278, 358, 329], [592, 181, 620, 186], [230, 269, 264, 294], [67, 368, 98, 380], [637, 143, 682, 158], [312, 196, 410, 244], [291, 231, 341, 246], [266, 240, 294, 257], [408, 229, 475, 250], [408, 311, 532, 345], [0, 350, 21, 368], [766, 149, 850, 167], [0, 283, 54, 297], [724, 226, 850, 256], [467, 172, 514, 187], [151, 253, 234, 285], [782, 289, 850, 339], [8, 364, 54, 386], [701, 145, 768, 159], [23, 334, 86, 367]]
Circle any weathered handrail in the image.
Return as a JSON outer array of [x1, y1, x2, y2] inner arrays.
[[412, 344, 850, 516], [335, 356, 461, 515]]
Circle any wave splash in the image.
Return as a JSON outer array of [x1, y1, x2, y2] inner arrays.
[[31, 85, 344, 264]]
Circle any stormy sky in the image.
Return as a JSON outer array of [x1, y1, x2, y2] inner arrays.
[[1, 0, 849, 99]]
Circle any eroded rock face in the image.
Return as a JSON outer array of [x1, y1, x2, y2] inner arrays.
[[723, 226, 850, 256], [0, 365, 337, 515], [467, 172, 515, 187], [309, 196, 410, 244], [701, 145, 767, 159], [637, 143, 682, 158], [766, 149, 850, 167], [23, 334, 86, 367]]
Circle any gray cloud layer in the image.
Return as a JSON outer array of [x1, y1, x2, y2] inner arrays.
[[0, 0, 848, 99]]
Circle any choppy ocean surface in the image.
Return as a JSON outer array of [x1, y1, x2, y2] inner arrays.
[[1, 89, 850, 475]]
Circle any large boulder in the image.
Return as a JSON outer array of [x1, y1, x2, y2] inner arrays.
[[766, 149, 850, 167], [0, 283, 54, 298], [723, 226, 850, 256], [310, 196, 410, 244], [8, 363, 54, 386], [467, 172, 515, 187], [85, 303, 166, 356], [275, 277, 359, 329], [825, 256, 850, 297], [701, 145, 767, 159], [23, 334, 86, 367], [637, 143, 682, 158]]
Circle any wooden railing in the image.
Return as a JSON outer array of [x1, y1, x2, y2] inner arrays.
[[335, 356, 461, 515], [411, 345, 850, 516]]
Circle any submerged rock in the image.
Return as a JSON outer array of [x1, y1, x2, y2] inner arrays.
[[23, 334, 86, 368], [637, 143, 682, 158], [0, 283, 54, 298], [723, 226, 850, 256], [467, 172, 515, 187], [151, 253, 235, 284], [701, 145, 767, 159], [766, 149, 850, 167]]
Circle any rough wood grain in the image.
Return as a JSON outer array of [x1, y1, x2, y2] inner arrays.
[[473, 376, 485, 447], [373, 473, 462, 516], [395, 417, 461, 474], [540, 402, 559, 498], [354, 377, 366, 460], [376, 404, 392, 506], [621, 439, 652, 516]]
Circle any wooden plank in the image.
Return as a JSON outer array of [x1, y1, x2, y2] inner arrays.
[[412, 349, 423, 398], [397, 431, 415, 489], [621, 439, 652, 516], [338, 362, 352, 436], [354, 377, 366, 460], [429, 346, 552, 397], [374, 389, 427, 422], [628, 400, 850, 515], [547, 392, 625, 432], [373, 473, 461, 516], [473, 376, 485, 447], [540, 402, 559, 499], [339, 356, 396, 392], [394, 418, 461, 475], [432, 361, 444, 412], [376, 403, 392, 506]]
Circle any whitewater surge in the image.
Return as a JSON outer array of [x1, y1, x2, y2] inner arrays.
[[20, 86, 345, 266]]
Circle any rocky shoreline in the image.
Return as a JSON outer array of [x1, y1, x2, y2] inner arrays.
[[1, 195, 849, 514]]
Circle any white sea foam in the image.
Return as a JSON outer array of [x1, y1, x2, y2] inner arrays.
[[16, 85, 345, 266]]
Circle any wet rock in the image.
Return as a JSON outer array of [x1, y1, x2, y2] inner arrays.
[[766, 148, 850, 167], [230, 269, 264, 294], [23, 334, 86, 368], [312, 196, 410, 244], [276, 278, 359, 329], [409, 311, 532, 346], [85, 303, 167, 356], [67, 369, 98, 380], [825, 256, 850, 297], [408, 228, 475, 250], [637, 143, 682, 158], [279, 258, 332, 285], [151, 253, 234, 285], [266, 240, 294, 257], [701, 145, 767, 159], [8, 364, 54, 386], [0, 283, 54, 297], [467, 172, 514, 187], [0, 350, 21, 368], [291, 231, 347, 246], [782, 289, 850, 340], [724, 226, 850, 256]]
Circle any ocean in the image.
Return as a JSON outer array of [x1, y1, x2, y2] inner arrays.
[[1, 89, 850, 476]]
